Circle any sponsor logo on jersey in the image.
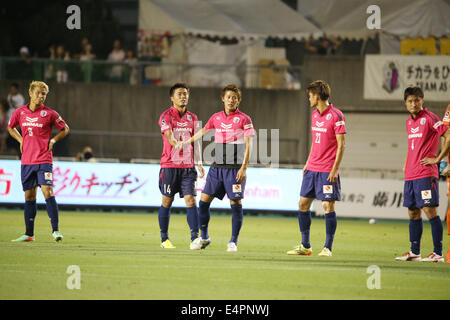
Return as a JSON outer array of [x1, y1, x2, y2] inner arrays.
[[177, 122, 188, 127], [56, 116, 62, 123], [312, 127, 327, 133], [173, 127, 193, 132], [221, 123, 233, 129], [26, 117, 38, 123], [335, 121, 345, 126], [244, 124, 253, 130], [315, 121, 324, 127], [161, 125, 169, 131], [410, 127, 419, 133], [421, 190, 432, 200]]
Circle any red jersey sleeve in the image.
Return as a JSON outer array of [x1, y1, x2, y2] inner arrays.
[[7, 109, 19, 128], [159, 112, 172, 134], [204, 115, 216, 131], [52, 111, 67, 130], [431, 118, 448, 136], [334, 114, 346, 135], [442, 104, 450, 126], [243, 116, 255, 137]]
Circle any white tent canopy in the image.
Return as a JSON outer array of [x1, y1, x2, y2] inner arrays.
[[299, 0, 450, 40], [139, 0, 322, 40]]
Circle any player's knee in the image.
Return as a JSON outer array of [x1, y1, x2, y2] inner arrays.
[[408, 208, 421, 220], [184, 195, 196, 207], [423, 207, 438, 219], [230, 199, 241, 206], [25, 194, 36, 201], [41, 187, 54, 199], [322, 201, 335, 213], [162, 197, 173, 208], [299, 199, 311, 211]]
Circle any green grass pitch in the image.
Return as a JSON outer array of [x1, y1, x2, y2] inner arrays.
[[0, 209, 448, 300]]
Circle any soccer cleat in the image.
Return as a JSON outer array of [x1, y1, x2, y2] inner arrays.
[[190, 237, 202, 250], [52, 231, 63, 242], [160, 239, 176, 249], [286, 244, 312, 255], [200, 238, 211, 249], [421, 252, 444, 263], [226, 242, 238, 252], [11, 235, 35, 242], [395, 251, 421, 261], [318, 247, 332, 257]]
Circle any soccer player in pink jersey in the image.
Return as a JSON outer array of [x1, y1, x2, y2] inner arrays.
[[287, 80, 346, 257], [395, 87, 450, 263], [177, 84, 255, 252], [157, 83, 205, 249], [7, 81, 70, 242]]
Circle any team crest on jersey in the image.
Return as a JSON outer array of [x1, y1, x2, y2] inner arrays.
[[187, 115, 192, 121], [44, 172, 53, 181], [233, 117, 240, 124], [40, 111, 47, 117], [326, 114, 331, 120], [420, 118, 426, 125], [232, 184, 242, 193], [323, 185, 333, 194]]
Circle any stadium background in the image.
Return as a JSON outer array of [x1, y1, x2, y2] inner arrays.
[[0, 0, 449, 301]]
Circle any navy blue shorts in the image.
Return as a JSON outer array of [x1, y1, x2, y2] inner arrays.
[[159, 167, 197, 198], [403, 177, 439, 209], [300, 170, 341, 201], [202, 166, 245, 200], [21, 163, 53, 191]]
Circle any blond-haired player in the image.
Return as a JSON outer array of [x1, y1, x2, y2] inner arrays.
[[8, 81, 70, 242]]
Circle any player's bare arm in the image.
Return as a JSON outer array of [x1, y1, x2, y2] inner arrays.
[[421, 130, 450, 165], [48, 124, 70, 152], [195, 139, 205, 178], [327, 134, 345, 182], [236, 136, 252, 182], [7, 126, 23, 153], [303, 142, 313, 176], [176, 127, 206, 149], [164, 129, 179, 147]]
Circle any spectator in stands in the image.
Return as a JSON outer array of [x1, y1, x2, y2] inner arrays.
[[76, 146, 97, 162], [0, 99, 9, 153], [15, 47, 33, 80], [7, 83, 25, 110], [108, 40, 126, 81], [125, 49, 139, 85], [51, 45, 70, 83], [80, 43, 95, 61], [305, 35, 341, 55]]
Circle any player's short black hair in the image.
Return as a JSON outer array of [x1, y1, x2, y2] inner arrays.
[[404, 86, 424, 101], [10, 82, 19, 89], [306, 80, 330, 101], [169, 83, 190, 97], [221, 84, 242, 101]]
